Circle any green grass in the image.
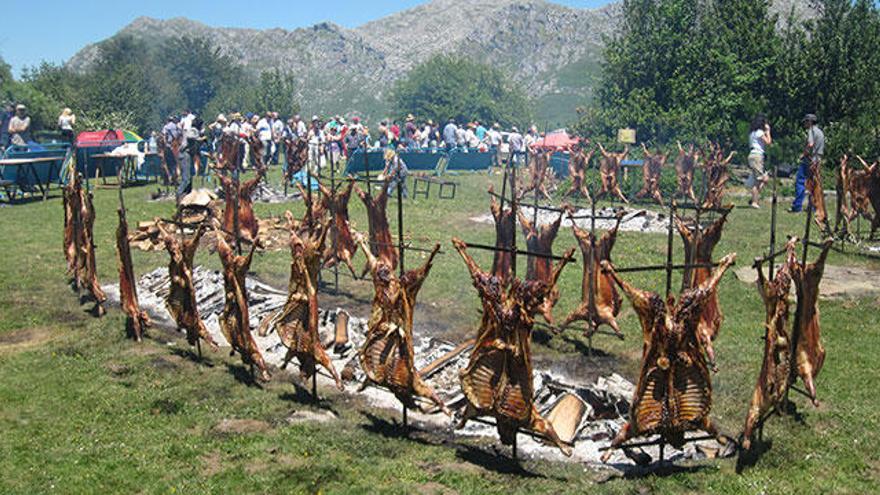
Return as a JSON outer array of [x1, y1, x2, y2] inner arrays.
[[1, 167, 879, 494]]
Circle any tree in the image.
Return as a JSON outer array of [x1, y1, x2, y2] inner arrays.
[[204, 70, 300, 120], [159, 36, 243, 114], [390, 55, 532, 128]]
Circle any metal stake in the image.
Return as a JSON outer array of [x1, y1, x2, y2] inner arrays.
[[665, 201, 676, 298], [769, 163, 779, 280]]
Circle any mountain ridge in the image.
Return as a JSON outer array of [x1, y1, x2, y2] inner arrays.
[[66, 0, 813, 124]]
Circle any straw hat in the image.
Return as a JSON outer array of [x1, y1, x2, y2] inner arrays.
[[406, 114, 415, 122], [384, 148, 397, 161], [216, 113, 227, 123]]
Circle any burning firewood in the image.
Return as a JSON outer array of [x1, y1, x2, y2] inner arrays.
[[453, 237, 576, 456], [599, 253, 737, 462]]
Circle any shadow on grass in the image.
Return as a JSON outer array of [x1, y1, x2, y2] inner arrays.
[[736, 438, 773, 473], [557, 332, 615, 358], [226, 363, 265, 389], [357, 411, 443, 448], [600, 461, 710, 482], [453, 443, 547, 479], [168, 346, 216, 368], [278, 383, 341, 415]]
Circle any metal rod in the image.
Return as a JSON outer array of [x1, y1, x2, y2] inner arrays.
[[599, 434, 717, 452], [769, 162, 779, 279], [587, 182, 597, 356], [398, 179, 405, 278], [232, 173, 241, 254], [665, 201, 676, 298], [463, 242, 576, 262], [402, 405, 408, 427], [312, 372, 318, 400], [613, 261, 729, 274], [511, 155, 518, 278], [330, 150, 339, 295]]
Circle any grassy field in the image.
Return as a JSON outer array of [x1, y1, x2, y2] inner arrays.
[[1, 166, 878, 494]]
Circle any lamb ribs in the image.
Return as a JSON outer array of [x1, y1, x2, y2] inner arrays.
[[64, 174, 106, 315], [355, 177, 398, 275], [599, 253, 737, 461], [316, 179, 361, 277], [521, 151, 553, 201], [675, 142, 699, 202], [561, 210, 625, 339], [701, 144, 734, 210], [358, 236, 449, 415], [488, 185, 517, 285], [261, 212, 343, 390], [453, 238, 576, 456]]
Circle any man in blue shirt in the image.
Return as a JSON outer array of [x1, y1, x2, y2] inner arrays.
[[475, 121, 487, 142]]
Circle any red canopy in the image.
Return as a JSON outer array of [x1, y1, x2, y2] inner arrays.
[[530, 131, 579, 151]]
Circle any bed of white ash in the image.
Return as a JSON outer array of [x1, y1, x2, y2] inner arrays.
[[469, 206, 670, 234], [102, 266, 733, 470], [147, 183, 295, 204]]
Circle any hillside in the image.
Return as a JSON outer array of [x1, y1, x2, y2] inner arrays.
[[67, 0, 812, 125]]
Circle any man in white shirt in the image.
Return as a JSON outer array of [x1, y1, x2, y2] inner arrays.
[[487, 123, 503, 166], [271, 112, 284, 164], [465, 123, 479, 149], [308, 116, 325, 172], [256, 112, 273, 165]]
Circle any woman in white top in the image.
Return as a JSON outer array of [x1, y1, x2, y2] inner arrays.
[[748, 114, 772, 208], [58, 108, 76, 144]]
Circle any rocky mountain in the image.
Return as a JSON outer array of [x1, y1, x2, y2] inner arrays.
[[67, 0, 813, 124]]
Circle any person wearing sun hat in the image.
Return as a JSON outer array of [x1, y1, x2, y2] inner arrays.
[[404, 114, 417, 150], [8, 104, 31, 146], [381, 147, 409, 198]]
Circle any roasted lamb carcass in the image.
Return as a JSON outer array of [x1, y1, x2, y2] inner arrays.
[[357, 236, 450, 415], [521, 150, 553, 201], [517, 209, 565, 324], [635, 144, 667, 205], [216, 233, 270, 382], [676, 207, 732, 369], [596, 143, 629, 204], [284, 137, 309, 181], [790, 238, 833, 407], [701, 143, 735, 209], [805, 158, 829, 234], [561, 210, 626, 339], [565, 145, 594, 201], [314, 179, 360, 277], [261, 212, 343, 390], [848, 156, 880, 238], [63, 174, 82, 277], [157, 223, 219, 353], [741, 238, 798, 450], [488, 185, 517, 285], [453, 238, 576, 456], [77, 183, 107, 316], [218, 152, 267, 245], [834, 155, 853, 234], [599, 253, 737, 461], [355, 176, 398, 275], [675, 142, 699, 202], [116, 206, 151, 341]]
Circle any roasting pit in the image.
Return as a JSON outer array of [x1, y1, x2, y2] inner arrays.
[[470, 206, 669, 234], [102, 266, 732, 469]]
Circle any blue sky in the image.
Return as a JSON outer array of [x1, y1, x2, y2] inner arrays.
[[1, 0, 611, 76]]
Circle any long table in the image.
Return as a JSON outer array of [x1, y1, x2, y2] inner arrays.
[[0, 156, 65, 201]]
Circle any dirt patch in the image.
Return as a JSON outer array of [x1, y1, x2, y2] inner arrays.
[[734, 264, 880, 300], [285, 409, 338, 425], [0, 327, 55, 355], [201, 452, 225, 477], [211, 418, 271, 436]]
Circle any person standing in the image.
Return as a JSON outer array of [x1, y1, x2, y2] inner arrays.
[[271, 112, 284, 164], [162, 115, 183, 185], [257, 112, 273, 165], [382, 148, 409, 198], [791, 114, 824, 213], [443, 118, 457, 151], [308, 116, 325, 172], [8, 104, 32, 147], [508, 126, 524, 166], [404, 114, 417, 149], [422, 119, 434, 148], [475, 121, 487, 142], [58, 108, 76, 144], [487, 123, 503, 166], [747, 115, 772, 208]]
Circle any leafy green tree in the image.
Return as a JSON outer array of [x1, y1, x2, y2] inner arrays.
[[159, 36, 243, 114], [390, 55, 531, 128], [203, 69, 300, 120]]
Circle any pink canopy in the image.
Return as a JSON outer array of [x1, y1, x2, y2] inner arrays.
[[530, 131, 580, 151]]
